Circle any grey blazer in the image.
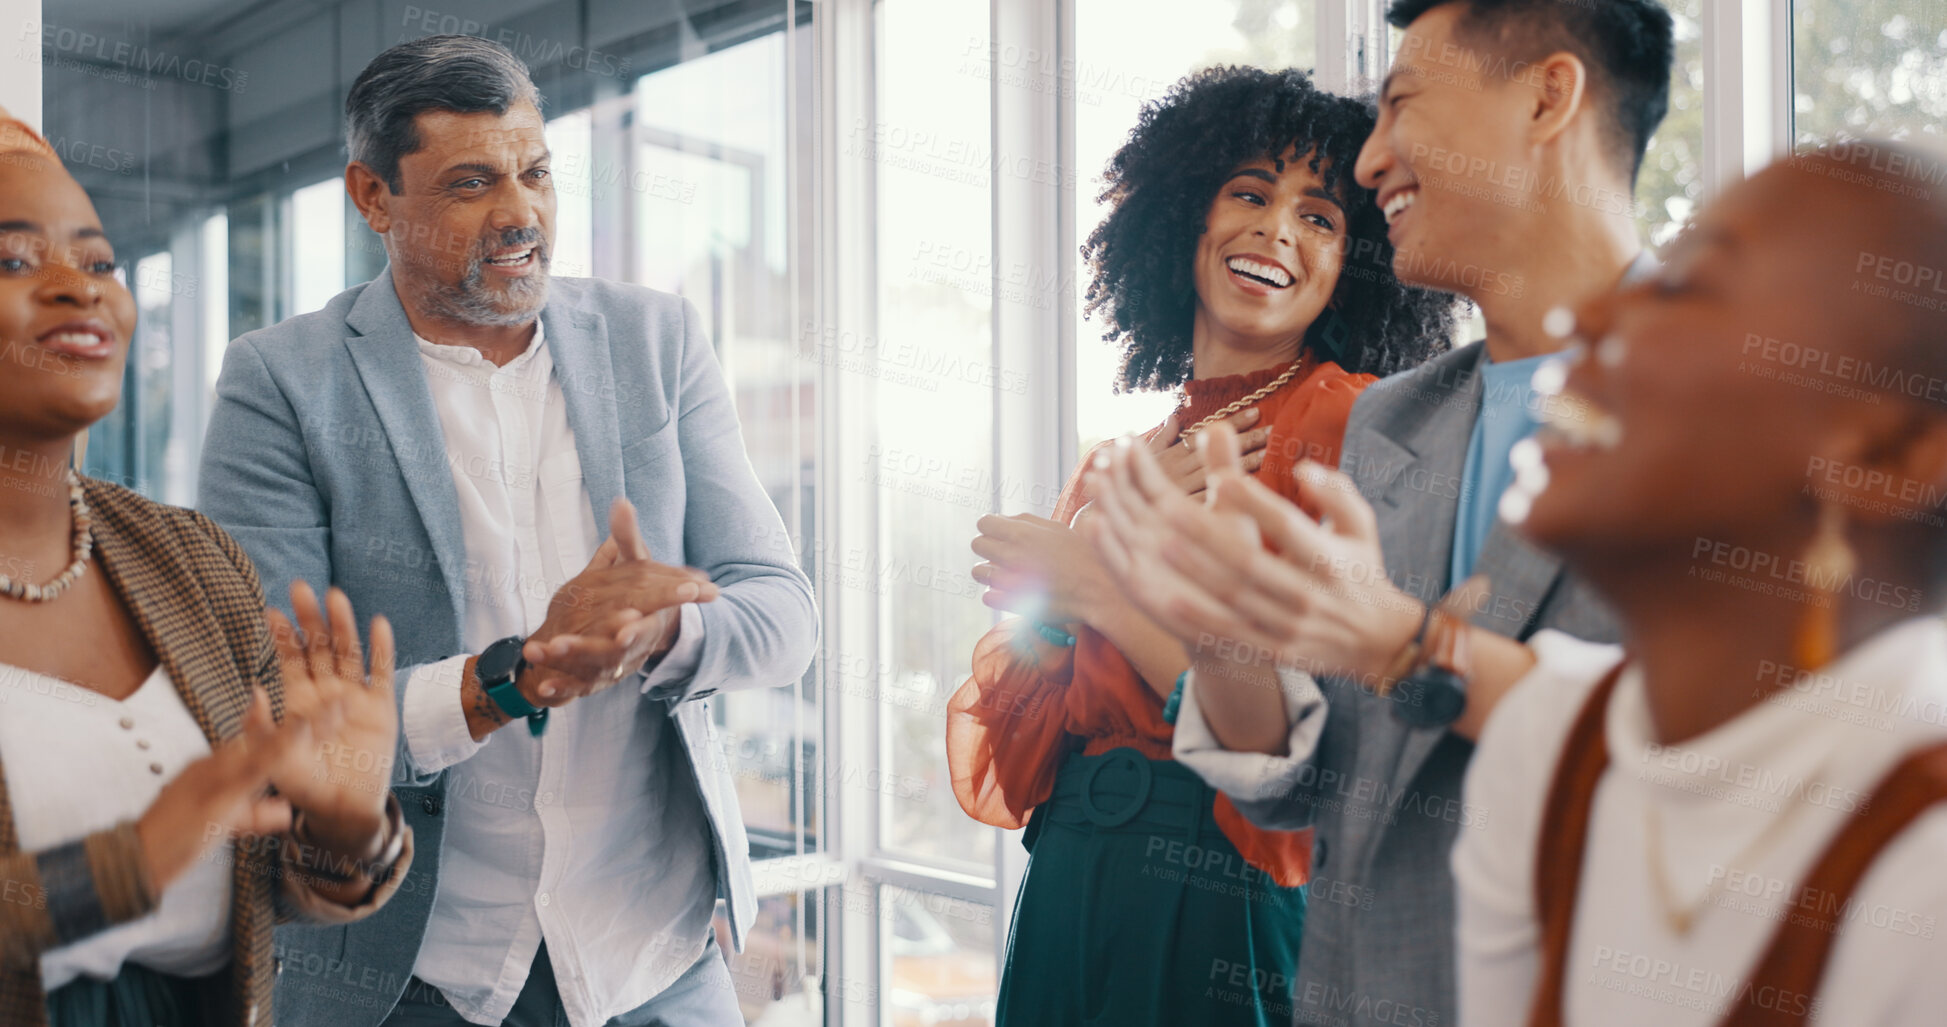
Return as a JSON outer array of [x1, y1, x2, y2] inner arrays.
[[197, 268, 817, 1027], [1177, 339, 1621, 1027]]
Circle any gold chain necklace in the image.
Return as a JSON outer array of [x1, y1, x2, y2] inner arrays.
[[1178, 355, 1309, 441], [1642, 786, 1814, 935]]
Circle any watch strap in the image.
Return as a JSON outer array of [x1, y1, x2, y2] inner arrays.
[[1389, 591, 1473, 729], [477, 638, 548, 737], [484, 677, 548, 736], [482, 674, 539, 716]]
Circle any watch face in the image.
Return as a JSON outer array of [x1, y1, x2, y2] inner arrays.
[[477, 635, 526, 684], [1392, 668, 1467, 729]]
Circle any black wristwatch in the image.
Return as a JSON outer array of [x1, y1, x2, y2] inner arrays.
[[1389, 603, 1470, 730], [1390, 665, 1468, 729], [477, 635, 548, 736]]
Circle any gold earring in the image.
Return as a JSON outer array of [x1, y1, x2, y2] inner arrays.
[[1793, 501, 1855, 670]]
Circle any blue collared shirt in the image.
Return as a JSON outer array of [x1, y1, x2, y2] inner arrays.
[[1450, 353, 1552, 584]]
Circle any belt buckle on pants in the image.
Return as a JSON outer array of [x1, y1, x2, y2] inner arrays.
[[1079, 747, 1152, 827]]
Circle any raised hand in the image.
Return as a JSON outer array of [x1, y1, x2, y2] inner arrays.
[[519, 497, 719, 704], [264, 581, 398, 859], [135, 688, 309, 891]]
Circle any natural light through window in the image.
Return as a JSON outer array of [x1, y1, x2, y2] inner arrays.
[[1072, 0, 1316, 453], [290, 178, 346, 316]]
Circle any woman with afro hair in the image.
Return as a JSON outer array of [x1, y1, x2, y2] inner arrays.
[[948, 65, 1457, 1026]]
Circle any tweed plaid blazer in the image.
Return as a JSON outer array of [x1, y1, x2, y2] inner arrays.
[[0, 477, 411, 1026]]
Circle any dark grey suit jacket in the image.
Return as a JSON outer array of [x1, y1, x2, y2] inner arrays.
[[1177, 335, 1630, 1026]]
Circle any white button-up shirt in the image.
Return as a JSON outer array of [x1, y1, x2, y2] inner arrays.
[[0, 663, 230, 990], [399, 322, 716, 1027], [1454, 621, 1947, 1027]]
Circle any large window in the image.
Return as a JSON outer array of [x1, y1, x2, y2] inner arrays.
[[872, 0, 997, 875], [853, 2, 1005, 1023], [1792, 0, 1947, 149], [623, 14, 818, 868], [1636, 0, 1705, 248]]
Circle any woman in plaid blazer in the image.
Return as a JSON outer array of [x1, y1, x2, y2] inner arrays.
[[0, 109, 412, 1026]]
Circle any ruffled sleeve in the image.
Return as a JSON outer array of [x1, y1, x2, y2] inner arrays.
[[947, 620, 1078, 828], [946, 443, 1123, 829]]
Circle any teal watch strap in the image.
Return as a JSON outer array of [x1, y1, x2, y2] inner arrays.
[[477, 635, 547, 737], [1162, 669, 1188, 725], [484, 676, 549, 736]]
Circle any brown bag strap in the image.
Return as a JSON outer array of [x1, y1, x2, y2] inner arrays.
[[1720, 741, 1947, 1026], [1525, 663, 1628, 1027], [1523, 661, 1947, 1027]]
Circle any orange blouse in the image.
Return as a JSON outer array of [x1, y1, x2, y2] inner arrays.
[[946, 359, 1375, 888]]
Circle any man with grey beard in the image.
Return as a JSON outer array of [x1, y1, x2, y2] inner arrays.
[[198, 35, 817, 1027]]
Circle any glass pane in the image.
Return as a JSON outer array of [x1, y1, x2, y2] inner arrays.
[[291, 178, 347, 315], [544, 109, 595, 281], [227, 196, 272, 342], [628, 19, 821, 861], [1633, 0, 1704, 249], [200, 213, 229, 399], [133, 253, 175, 500], [719, 891, 824, 1026], [1072, 0, 1316, 449], [1793, 0, 1947, 149], [880, 885, 997, 1027], [873, 0, 1001, 868]]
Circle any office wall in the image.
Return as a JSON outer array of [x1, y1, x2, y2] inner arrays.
[[0, 0, 40, 127]]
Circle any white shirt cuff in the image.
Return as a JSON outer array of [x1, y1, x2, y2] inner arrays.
[[640, 603, 705, 696], [403, 654, 488, 775], [1171, 664, 1329, 804]]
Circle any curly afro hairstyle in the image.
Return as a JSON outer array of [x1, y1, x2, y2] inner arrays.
[[1083, 65, 1459, 392]]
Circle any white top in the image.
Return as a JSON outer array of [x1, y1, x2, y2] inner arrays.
[[1169, 665, 1329, 809], [1456, 621, 1947, 1027], [0, 662, 232, 990], [400, 321, 713, 1027]]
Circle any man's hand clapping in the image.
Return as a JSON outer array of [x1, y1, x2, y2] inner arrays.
[[517, 498, 719, 706]]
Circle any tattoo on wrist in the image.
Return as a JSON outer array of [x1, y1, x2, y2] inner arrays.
[[471, 683, 511, 726]]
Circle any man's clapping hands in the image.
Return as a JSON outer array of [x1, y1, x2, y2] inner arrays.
[[464, 498, 720, 738], [523, 498, 719, 700]]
